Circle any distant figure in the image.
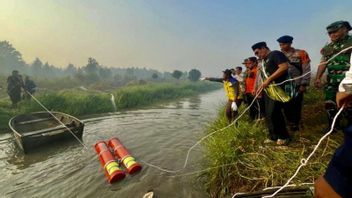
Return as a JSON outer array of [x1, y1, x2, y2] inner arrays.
[[23, 76, 36, 100], [7, 70, 24, 108]]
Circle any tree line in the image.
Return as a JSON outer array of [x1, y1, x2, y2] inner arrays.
[[0, 40, 202, 84]]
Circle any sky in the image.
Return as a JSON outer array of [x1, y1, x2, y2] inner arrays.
[[0, 0, 351, 75]]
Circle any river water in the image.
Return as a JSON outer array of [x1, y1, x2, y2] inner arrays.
[[0, 89, 224, 198]]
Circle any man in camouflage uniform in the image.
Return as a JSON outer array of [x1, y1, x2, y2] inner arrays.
[[315, 20, 352, 130], [7, 70, 24, 108]]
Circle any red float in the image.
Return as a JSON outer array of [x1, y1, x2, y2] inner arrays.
[[108, 137, 142, 174], [94, 140, 125, 183]]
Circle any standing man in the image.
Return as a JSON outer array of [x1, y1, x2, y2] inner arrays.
[[277, 35, 311, 131], [7, 70, 24, 108], [315, 21, 352, 131], [23, 76, 37, 100], [252, 42, 290, 145], [205, 69, 240, 123], [243, 57, 263, 120], [232, 66, 244, 107]]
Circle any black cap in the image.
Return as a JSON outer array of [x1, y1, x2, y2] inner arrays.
[[277, 35, 293, 43], [327, 21, 352, 33], [248, 56, 258, 62], [242, 58, 249, 64], [223, 69, 232, 76], [251, 42, 267, 51]]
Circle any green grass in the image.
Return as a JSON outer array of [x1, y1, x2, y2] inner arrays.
[[202, 88, 344, 198], [0, 81, 221, 132]]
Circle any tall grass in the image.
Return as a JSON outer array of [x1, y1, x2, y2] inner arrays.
[[202, 88, 343, 197], [0, 81, 221, 131]]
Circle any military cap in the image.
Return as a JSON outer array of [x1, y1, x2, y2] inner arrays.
[[251, 42, 267, 51], [277, 35, 294, 43], [327, 20, 352, 33]]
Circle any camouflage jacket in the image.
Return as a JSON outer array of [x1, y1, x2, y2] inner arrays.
[[321, 34, 352, 85]]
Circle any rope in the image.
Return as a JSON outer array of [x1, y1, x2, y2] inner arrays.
[[25, 90, 88, 149], [141, 86, 263, 173], [259, 48, 352, 198], [143, 46, 351, 196], [142, 51, 316, 173], [261, 105, 344, 198]]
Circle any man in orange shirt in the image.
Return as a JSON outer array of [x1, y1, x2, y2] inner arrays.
[[243, 57, 264, 120]]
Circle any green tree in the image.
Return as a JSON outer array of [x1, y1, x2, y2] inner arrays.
[[65, 63, 77, 76], [172, 70, 183, 80], [31, 58, 43, 76], [85, 57, 99, 75], [188, 69, 201, 82], [99, 67, 112, 79], [0, 41, 26, 74], [152, 73, 158, 79]]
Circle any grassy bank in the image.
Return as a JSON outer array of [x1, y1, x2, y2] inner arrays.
[[0, 81, 221, 131], [202, 88, 344, 197]]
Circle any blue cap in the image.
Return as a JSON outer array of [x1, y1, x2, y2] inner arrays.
[[251, 42, 267, 51], [277, 35, 293, 43]]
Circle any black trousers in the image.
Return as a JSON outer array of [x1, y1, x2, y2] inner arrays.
[[264, 93, 289, 140], [225, 101, 238, 123], [245, 93, 264, 120], [283, 92, 303, 127]]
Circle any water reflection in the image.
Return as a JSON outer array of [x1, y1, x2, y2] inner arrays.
[[6, 138, 81, 170], [188, 95, 201, 110], [0, 89, 224, 197]]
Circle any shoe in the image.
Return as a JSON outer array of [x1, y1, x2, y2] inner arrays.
[[264, 138, 275, 144], [276, 139, 289, 146]]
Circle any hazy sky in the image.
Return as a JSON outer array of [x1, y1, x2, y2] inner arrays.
[[0, 0, 351, 75]]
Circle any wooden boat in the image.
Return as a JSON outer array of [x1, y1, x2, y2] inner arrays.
[[9, 111, 84, 153], [233, 186, 313, 198]]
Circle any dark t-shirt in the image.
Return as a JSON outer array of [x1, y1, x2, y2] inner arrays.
[[263, 50, 289, 84]]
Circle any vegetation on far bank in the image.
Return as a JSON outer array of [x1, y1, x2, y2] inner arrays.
[[202, 88, 344, 197], [0, 81, 221, 132]]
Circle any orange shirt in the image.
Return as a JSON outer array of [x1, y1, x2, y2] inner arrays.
[[245, 66, 258, 94]]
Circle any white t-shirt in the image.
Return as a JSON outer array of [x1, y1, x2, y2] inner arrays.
[[338, 52, 352, 93]]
